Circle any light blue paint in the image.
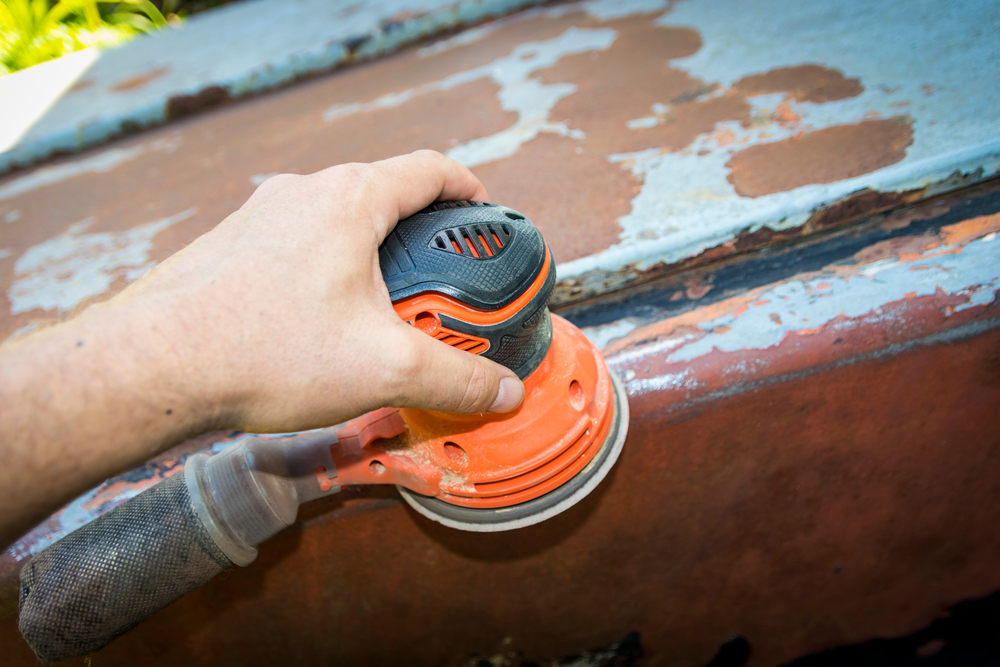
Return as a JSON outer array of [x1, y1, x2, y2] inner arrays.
[[668, 234, 1000, 363], [557, 0, 1000, 285], [0, 0, 545, 173]]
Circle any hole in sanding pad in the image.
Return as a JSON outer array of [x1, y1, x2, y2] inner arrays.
[[443, 442, 469, 466], [568, 380, 585, 411]]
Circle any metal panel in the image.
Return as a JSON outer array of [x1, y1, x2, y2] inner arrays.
[[2, 176, 998, 667], [1, 0, 997, 343], [1, 0, 999, 663], [0, 0, 546, 171]]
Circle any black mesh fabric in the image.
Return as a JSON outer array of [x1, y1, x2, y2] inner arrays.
[[18, 472, 233, 662]]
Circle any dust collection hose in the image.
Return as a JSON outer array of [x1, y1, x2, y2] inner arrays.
[[18, 431, 341, 662], [17, 201, 628, 662]]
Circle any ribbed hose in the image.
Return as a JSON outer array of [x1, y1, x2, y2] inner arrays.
[[18, 472, 233, 662]]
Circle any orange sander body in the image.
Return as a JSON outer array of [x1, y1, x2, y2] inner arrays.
[[17, 202, 630, 662], [333, 201, 629, 531]]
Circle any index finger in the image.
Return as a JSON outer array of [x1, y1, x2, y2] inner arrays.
[[369, 150, 490, 234]]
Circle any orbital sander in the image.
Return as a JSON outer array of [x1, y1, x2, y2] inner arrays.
[[18, 202, 629, 662]]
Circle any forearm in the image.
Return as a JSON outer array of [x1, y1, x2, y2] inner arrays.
[[0, 298, 225, 548]]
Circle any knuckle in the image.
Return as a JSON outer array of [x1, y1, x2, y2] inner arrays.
[[456, 361, 495, 414], [316, 162, 369, 190], [413, 148, 444, 161], [251, 172, 298, 196]]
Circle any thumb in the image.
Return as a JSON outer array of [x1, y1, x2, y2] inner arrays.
[[391, 324, 525, 414]]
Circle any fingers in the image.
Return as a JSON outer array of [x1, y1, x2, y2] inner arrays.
[[360, 151, 490, 237], [388, 322, 524, 415]]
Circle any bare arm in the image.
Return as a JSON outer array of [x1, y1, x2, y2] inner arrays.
[[0, 151, 524, 548]]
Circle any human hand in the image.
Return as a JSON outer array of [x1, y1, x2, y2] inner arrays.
[[3, 150, 527, 545], [116, 150, 526, 434]]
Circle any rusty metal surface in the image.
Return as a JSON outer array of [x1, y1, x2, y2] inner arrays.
[[1, 0, 999, 663], [2, 173, 999, 666], [1, 0, 999, 344], [0, 0, 546, 172]]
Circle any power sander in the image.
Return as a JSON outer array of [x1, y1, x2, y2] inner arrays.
[[17, 201, 629, 662]]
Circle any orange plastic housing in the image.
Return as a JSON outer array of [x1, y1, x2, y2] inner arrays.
[[390, 247, 553, 355], [330, 314, 615, 509]]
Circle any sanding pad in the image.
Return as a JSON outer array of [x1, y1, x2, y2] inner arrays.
[[397, 368, 629, 532]]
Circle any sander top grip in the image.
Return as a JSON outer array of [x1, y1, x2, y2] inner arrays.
[[379, 202, 555, 379]]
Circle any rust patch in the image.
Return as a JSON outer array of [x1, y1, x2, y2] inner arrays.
[[166, 86, 231, 121], [853, 235, 940, 265], [805, 187, 925, 232], [731, 189, 926, 253], [425, 11, 594, 71], [295, 78, 517, 169], [724, 189, 924, 253], [111, 66, 170, 93], [535, 16, 740, 155], [940, 211, 1000, 245], [732, 65, 864, 103], [471, 135, 636, 263], [683, 274, 714, 300], [726, 117, 915, 198], [629, 94, 751, 155], [69, 78, 95, 93], [329, 12, 595, 108]]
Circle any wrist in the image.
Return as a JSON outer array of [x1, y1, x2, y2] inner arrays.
[[85, 293, 238, 437]]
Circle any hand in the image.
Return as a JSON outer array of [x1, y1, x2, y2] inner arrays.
[[119, 150, 526, 432], [0, 150, 524, 546]]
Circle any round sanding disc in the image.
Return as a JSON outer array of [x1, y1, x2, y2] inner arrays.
[[397, 369, 630, 532]]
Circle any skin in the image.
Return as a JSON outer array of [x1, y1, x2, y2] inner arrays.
[[0, 151, 524, 549]]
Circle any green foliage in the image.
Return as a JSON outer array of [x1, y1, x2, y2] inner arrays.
[[0, 0, 167, 75]]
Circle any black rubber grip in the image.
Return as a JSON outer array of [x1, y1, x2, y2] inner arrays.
[[380, 201, 548, 310], [381, 202, 555, 378], [18, 472, 233, 662]]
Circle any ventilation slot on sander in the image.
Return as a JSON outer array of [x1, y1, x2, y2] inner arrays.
[[432, 223, 511, 259]]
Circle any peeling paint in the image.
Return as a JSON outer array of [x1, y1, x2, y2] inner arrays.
[[1, 0, 993, 318], [0, 0, 549, 172], [667, 230, 998, 363], [8, 208, 195, 314], [325, 25, 617, 167], [551, 0, 1000, 292], [0, 135, 180, 202], [594, 212, 1000, 401], [583, 317, 637, 349]]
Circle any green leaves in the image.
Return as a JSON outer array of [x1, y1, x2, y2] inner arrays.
[[0, 0, 169, 75]]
